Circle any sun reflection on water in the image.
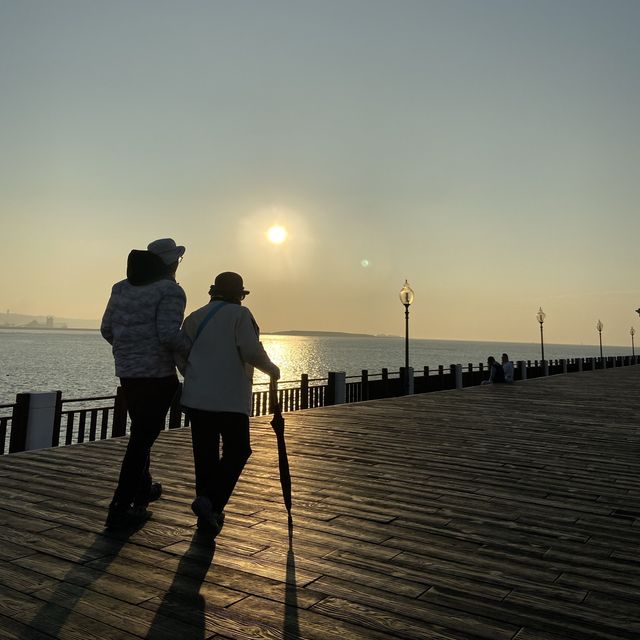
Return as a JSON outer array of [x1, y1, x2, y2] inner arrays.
[[256, 335, 329, 387], [254, 334, 407, 388]]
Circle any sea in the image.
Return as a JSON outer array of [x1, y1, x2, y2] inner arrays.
[[0, 328, 629, 405]]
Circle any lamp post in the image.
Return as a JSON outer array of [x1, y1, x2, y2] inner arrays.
[[399, 280, 414, 393], [536, 307, 546, 362], [596, 319, 604, 359], [631, 326, 635, 357]]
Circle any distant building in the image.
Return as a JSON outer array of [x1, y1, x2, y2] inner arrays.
[[46, 316, 54, 328]]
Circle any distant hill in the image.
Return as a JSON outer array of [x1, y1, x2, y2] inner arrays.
[[0, 312, 99, 330], [267, 330, 376, 338]]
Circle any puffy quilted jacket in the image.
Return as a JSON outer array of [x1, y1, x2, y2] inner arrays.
[[100, 272, 188, 378]]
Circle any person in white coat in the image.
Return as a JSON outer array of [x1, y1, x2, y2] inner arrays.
[[180, 272, 280, 536], [502, 353, 515, 383]]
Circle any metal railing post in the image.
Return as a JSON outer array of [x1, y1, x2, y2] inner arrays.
[[400, 367, 414, 395], [326, 372, 346, 405], [9, 393, 30, 453], [361, 369, 369, 401], [517, 360, 527, 381], [52, 391, 63, 447], [381, 368, 389, 397], [451, 364, 463, 389]]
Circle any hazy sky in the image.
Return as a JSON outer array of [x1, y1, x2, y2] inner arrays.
[[2, 0, 639, 345]]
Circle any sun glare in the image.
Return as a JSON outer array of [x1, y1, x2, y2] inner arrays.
[[267, 225, 287, 244]]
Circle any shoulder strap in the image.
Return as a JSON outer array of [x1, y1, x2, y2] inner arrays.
[[194, 301, 228, 341]]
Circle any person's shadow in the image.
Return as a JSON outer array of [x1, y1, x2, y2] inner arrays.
[[26, 519, 147, 638], [146, 529, 216, 639], [284, 525, 300, 637]]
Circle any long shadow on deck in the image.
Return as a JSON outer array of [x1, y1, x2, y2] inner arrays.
[[25, 520, 146, 638], [146, 530, 216, 639], [284, 527, 301, 638]]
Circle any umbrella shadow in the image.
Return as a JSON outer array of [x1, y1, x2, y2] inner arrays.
[[145, 529, 216, 640], [26, 519, 146, 637], [284, 525, 300, 638]]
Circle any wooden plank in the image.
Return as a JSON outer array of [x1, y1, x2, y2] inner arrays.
[[0, 584, 139, 640], [311, 594, 515, 640], [0, 614, 54, 640], [0, 560, 58, 594], [13, 552, 165, 605], [0, 540, 39, 562], [28, 581, 207, 640], [228, 593, 400, 640]]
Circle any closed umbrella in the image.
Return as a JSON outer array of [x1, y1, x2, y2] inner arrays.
[[270, 379, 292, 525]]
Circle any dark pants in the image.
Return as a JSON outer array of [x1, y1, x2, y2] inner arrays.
[[186, 409, 252, 514], [111, 375, 179, 509]]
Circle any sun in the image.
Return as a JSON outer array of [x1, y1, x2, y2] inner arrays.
[[267, 225, 287, 244]]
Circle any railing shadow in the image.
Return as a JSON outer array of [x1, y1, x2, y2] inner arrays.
[[26, 519, 147, 637], [284, 524, 300, 638], [146, 529, 216, 640]]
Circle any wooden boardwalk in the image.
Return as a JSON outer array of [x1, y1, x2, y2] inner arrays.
[[1, 366, 640, 639]]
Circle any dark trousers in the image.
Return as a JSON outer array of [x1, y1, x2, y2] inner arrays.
[[187, 409, 252, 514], [111, 375, 179, 509]]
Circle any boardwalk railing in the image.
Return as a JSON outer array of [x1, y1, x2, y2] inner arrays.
[[2, 355, 637, 455]]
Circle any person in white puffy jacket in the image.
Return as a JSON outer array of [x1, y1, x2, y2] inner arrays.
[[180, 271, 280, 536], [502, 353, 515, 384], [101, 238, 189, 528]]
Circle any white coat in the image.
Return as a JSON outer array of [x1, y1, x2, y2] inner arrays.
[[180, 301, 277, 415]]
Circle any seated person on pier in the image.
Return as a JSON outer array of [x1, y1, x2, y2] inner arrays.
[[502, 353, 514, 383], [481, 356, 506, 384]]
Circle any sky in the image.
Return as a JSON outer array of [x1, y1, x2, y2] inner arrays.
[[1, 0, 639, 346]]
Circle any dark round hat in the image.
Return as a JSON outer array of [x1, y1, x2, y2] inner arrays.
[[210, 272, 250, 297]]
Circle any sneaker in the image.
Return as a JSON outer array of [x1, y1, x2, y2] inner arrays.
[[132, 482, 162, 508], [105, 504, 151, 529], [191, 496, 223, 535], [148, 482, 162, 503]]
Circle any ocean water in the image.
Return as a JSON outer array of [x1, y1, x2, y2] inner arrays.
[[0, 328, 628, 405]]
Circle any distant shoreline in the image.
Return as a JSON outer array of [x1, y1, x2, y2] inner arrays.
[[0, 326, 98, 332], [0, 325, 625, 349], [267, 330, 398, 338], [0, 326, 383, 338]]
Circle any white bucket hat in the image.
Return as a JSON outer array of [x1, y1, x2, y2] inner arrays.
[[147, 238, 185, 265]]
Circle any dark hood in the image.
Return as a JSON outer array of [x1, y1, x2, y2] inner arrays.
[[126, 250, 168, 286]]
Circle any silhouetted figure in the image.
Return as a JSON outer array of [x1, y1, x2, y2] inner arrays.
[[502, 352, 514, 383], [101, 238, 189, 528], [482, 356, 506, 384], [180, 272, 280, 537]]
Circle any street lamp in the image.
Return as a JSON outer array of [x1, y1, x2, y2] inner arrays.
[[536, 307, 546, 362], [596, 319, 604, 359], [631, 326, 636, 357], [399, 280, 414, 393]]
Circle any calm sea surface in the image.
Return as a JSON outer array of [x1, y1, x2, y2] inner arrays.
[[0, 329, 628, 404]]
